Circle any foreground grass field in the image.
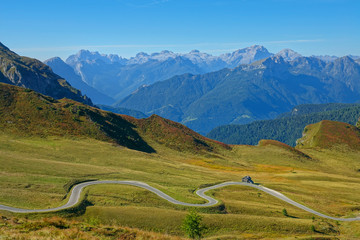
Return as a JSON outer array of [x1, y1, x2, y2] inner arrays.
[[0, 215, 185, 240], [1, 130, 360, 239]]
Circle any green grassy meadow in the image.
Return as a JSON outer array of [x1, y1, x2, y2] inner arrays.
[[1, 131, 360, 239]]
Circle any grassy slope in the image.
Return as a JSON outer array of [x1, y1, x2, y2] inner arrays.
[[1, 84, 360, 239], [0, 216, 184, 240], [297, 120, 360, 150], [0, 82, 227, 155], [1, 132, 360, 239]]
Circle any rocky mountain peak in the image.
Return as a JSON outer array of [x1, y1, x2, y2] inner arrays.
[[44, 56, 65, 64], [66, 50, 126, 66], [160, 50, 173, 54], [311, 55, 338, 62], [77, 49, 92, 56], [189, 49, 200, 54], [330, 56, 357, 71], [220, 45, 273, 67], [150, 50, 177, 61], [348, 55, 360, 60], [339, 55, 356, 63], [328, 56, 359, 77], [0, 42, 10, 51], [249, 44, 267, 51], [0, 43, 93, 106], [0, 42, 18, 59], [135, 52, 149, 57], [275, 48, 302, 61], [262, 55, 287, 66]]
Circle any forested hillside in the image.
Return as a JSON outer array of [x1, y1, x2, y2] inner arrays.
[[207, 104, 360, 146]]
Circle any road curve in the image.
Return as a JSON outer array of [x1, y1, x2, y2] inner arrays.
[[0, 181, 359, 221]]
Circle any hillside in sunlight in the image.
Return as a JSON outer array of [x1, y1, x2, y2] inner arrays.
[[0, 42, 92, 106], [296, 120, 360, 150], [0, 82, 229, 154]]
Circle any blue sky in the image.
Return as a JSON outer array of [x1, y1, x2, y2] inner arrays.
[[1, 0, 359, 61]]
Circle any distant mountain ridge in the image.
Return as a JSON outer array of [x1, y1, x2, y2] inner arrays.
[[46, 45, 275, 101], [66, 45, 273, 68], [44, 57, 114, 105], [64, 46, 359, 72], [46, 45, 360, 105], [46, 45, 360, 119], [0, 42, 92, 105], [117, 55, 360, 134], [58, 45, 272, 100]]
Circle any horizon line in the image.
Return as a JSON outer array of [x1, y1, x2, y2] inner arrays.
[[12, 39, 324, 54]]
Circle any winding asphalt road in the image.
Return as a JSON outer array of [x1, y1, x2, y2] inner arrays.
[[0, 180, 359, 221]]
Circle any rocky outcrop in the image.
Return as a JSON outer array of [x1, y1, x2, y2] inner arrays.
[[0, 42, 92, 106]]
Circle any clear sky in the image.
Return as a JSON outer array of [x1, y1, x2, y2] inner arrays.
[[1, 0, 359, 61]]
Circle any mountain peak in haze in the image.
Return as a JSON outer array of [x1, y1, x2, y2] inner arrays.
[[331, 55, 357, 68], [248, 45, 269, 52], [219, 45, 273, 67], [259, 55, 290, 74], [44, 56, 115, 105], [190, 49, 200, 54], [275, 49, 302, 61], [44, 56, 65, 65], [66, 49, 127, 66], [347, 55, 360, 60], [340, 55, 356, 62], [311, 55, 338, 62]]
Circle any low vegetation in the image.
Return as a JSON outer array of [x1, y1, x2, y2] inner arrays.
[[0, 216, 184, 240], [182, 210, 206, 239]]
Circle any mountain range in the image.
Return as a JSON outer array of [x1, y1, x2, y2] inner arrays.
[[45, 45, 278, 102], [117, 55, 360, 134], [47, 45, 278, 102], [45, 45, 360, 108], [0, 42, 92, 105], [34, 43, 360, 135]]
